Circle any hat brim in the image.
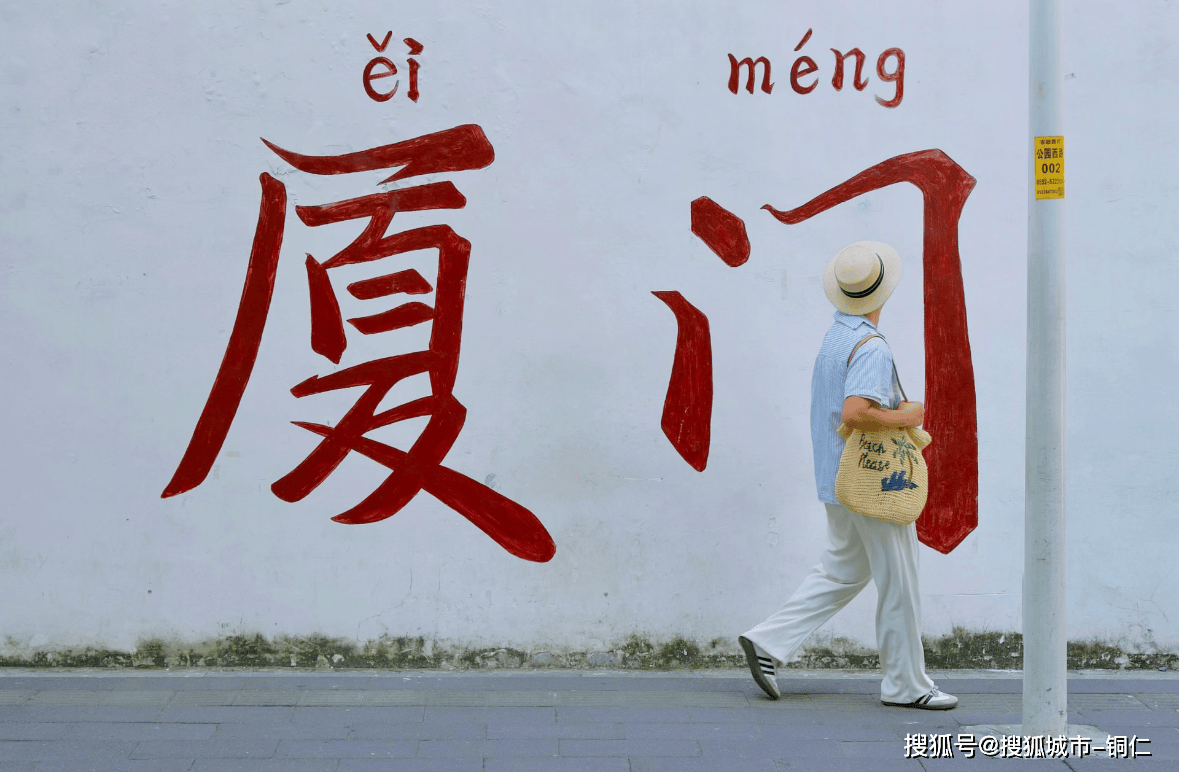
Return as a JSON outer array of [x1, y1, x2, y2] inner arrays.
[[823, 241, 902, 315]]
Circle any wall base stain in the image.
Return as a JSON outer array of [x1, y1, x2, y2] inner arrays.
[[2, 628, 1176, 671]]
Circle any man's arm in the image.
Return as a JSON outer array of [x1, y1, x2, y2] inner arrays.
[[842, 396, 924, 430]]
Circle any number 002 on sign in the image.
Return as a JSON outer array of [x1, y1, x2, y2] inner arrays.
[[1034, 136, 1065, 199]]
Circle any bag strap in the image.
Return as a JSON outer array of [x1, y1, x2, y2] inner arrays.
[[846, 333, 908, 403], [846, 334, 883, 367]]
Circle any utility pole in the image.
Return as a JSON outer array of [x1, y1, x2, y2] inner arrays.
[[1024, 0, 1067, 737]]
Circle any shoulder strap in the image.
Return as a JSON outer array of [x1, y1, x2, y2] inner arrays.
[[846, 334, 883, 366], [845, 333, 907, 403]]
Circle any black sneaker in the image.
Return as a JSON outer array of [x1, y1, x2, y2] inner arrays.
[[882, 685, 958, 710], [738, 635, 779, 700]]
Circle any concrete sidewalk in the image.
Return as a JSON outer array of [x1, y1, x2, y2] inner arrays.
[[0, 669, 1176, 771]]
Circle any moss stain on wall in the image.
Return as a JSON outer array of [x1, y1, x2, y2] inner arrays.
[[2, 627, 1176, 671]]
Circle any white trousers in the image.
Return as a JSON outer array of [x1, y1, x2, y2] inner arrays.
[[742, 502, 934, 703]]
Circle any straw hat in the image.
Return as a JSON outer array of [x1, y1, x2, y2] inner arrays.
[[823, 241, 902, 315]]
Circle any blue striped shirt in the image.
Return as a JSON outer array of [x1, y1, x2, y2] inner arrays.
[[810, 311, 903, 504]]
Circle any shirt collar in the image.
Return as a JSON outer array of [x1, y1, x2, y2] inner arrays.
[[833, 310, 878, 331]]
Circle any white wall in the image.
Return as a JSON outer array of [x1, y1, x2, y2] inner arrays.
[[1, 0, 1176, 660]]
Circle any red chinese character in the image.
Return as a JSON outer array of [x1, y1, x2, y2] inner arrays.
[[686, 151, 980, 554], [163, 124, 556, 563], [763, 149, 979, 554]]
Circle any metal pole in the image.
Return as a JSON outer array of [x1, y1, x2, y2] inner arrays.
[[1024, 0, 1067, 737]]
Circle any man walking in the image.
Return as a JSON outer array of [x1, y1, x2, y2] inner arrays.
[[738, 241, 956, 710]]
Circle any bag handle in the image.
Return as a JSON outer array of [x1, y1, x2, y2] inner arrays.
[[847, 333, 908, 403]]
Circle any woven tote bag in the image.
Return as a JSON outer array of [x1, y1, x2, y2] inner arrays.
[[834, 334, 932, 526]]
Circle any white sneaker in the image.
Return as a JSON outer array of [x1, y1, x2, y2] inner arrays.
[[882, 685, 958, 710], [738, 635, 780, 700]]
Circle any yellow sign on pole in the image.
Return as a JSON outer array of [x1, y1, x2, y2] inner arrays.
[[1034, 136, 1065, 199]]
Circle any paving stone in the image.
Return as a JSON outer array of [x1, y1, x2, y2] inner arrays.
[[366, 677, 484, 692], [760, 724, 901, 741], [13, 679, 158, 692], [137, 678, 251, 691], [1069, 681, 1179, 694], [776, 679, 880, 695], [558, 739, 701, 757], [556, 706, 690, 724], [337, 760, 481, 772], [781, 759, 945, 772], [274, 739, 417, 758], [210, 722, 349, 740], [67, 722, 216, 740], [1069, 694, 1151, 711], [698, 737, 840, 759], [678, 707, 759, 724], [348, 720, 486, 740], [0, 707, 164, 723], [622, 722, 761, 740], [230, 691, 300, 707], [3, 671, 1177, 770], [1080, 709, 1179, 727], [801, 694, 887, 710], [188, 762, 338, 772], [488, 721, 623, 740], [0, 692, 35, 706], [168, 691, 239, 706], [485, 758, 630, 772], [416, 739, 559, 758], [629, 759, 779, 772], [423, 706, 555, 724], [30, 761, 197, 772], [155, 707, 295, 724], [557, 691, 747, 708], [427, 691, 559, 707], [750, 707, 922, 726], [947, 711, 1026, 726], [0, 723, 75, 741], [881, 716, 966, 735], [297, 690, 424, 707], [0, 740, 138, 760], [1133, 694, 1179, 710], [25, 691, 173, 708], [129, 739, 279, 759], [837, 739, 911, 758], [289, 706, 424, 724], [525, 678, 740, 694], [235, 676, 376, 690]]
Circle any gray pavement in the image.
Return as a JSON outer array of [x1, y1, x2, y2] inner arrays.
[[0, 669, 1176, 771]]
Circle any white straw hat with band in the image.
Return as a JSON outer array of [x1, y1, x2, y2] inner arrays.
[[823, 241, 902, 315]]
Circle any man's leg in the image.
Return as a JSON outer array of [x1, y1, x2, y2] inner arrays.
[[847, 505, 937, 704], [742, 503, 873, 667]]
